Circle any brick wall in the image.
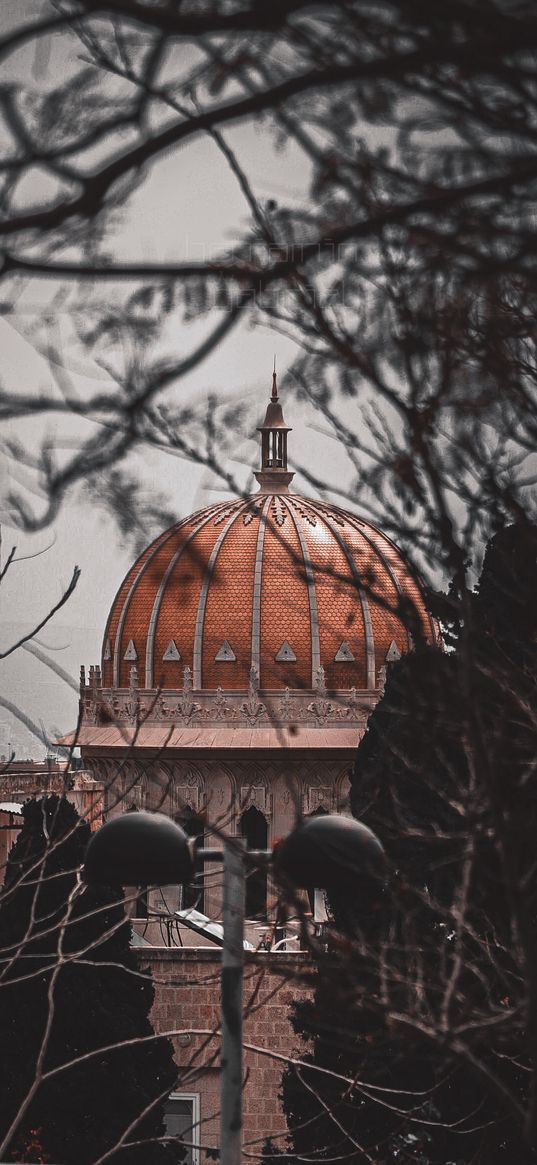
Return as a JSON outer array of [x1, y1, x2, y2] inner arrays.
[[139, 948, 314, 1159]]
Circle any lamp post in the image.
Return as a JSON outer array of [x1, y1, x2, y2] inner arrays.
[[84, 812, 386, 1165]]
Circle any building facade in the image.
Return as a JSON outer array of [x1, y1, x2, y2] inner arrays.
[[63, 374, 438, 1157]]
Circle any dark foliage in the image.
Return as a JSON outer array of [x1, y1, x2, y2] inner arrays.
[[0, 795, 181, 1164], [282, 524, 537, 1162]]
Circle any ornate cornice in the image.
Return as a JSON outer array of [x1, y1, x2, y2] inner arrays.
[[80, 662, 376, 731]]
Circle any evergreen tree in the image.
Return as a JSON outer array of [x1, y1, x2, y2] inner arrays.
[[0, 795, 182, 1164], [282, 524, 537, 1163]]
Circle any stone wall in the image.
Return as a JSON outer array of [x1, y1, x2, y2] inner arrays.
[[138, 948, 314, 1159]]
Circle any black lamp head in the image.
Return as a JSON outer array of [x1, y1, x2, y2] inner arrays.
[[84, 811, 194, 888], [273, 813, 387, 894]]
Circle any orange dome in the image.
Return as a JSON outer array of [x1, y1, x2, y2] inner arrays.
[[102, 492, 437, 693]]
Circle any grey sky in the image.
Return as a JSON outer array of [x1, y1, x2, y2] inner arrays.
[[0, 56, 353, 755], [0, 5, 404, 758]]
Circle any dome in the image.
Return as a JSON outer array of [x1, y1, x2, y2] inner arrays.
[[101, 380, 437, 694]]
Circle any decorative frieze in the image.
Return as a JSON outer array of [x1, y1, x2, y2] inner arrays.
[[86, 758, 350, 827], [91, 687, 374, 729], [83, 660, 376, 730]]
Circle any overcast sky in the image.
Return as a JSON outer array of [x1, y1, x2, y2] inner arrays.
[[0, 11, 361, 755]]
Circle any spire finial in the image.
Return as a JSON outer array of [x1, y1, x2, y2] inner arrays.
[[271, 356, 278, 402]]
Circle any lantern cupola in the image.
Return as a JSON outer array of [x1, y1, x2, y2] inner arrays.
[[255, 368, 294, 492]]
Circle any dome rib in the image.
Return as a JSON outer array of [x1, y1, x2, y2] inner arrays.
[[336, 510, 412, 653], [250, 495, 272, 679], [329, 506, 440, 649], [144, 507, 218, 687], [284, 498, 321, 686], [112, 517, 191, 686], [192, 505, 246, 689], [111, 501, 227, 685], [317, 509, 376, 688]]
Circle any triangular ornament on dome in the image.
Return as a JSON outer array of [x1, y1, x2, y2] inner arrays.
[[163, 639, 181, 662], [103, 639, 112, 661], [123, 639, 137, 661], [215, 640, 236, 662], [335, 641, 355, 662], [275, 640, 297, 662], [386, 640, 401, 662]]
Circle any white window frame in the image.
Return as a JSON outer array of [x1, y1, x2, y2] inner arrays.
[[165, 1091, 201, 1165]]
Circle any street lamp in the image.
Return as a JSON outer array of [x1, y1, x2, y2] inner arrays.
[[84, 810, 194, 887], [273, 812, 386, 890], [84, 812, 386, 1165]]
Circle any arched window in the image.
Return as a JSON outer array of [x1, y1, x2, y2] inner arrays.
[[177, 807, 205, 914], [240, 805, 268, 921]]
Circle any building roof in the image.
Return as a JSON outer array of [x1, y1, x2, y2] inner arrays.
[[58, 724, 364, 751], [93, 375, 437, 702]]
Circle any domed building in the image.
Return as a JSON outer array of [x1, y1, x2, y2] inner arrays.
[[63, 373, 438, 1155], [74, 374, 437, 916]]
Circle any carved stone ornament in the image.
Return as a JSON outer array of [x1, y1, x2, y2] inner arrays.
[[113, 690, 139, 723], [215, 640, 236, 662], [279, 687, 293, 720], [275, 640, 297, 662], [307, 664, 334, 724], [213, 687, 231, 720], [240, 666, 266, 725], [163, 639, 181, 662], [111, 666, 140, 721], [240, 785, 270, 814], [347, 687, 359, 712], [386, 640, 402, 662], [176, 666, 201, 724], [307, 785, 334, 814], [83, 698, 98, 726], [175, 785, 201, 814], [335, 641, 355, 662], [156, 696, 172, 720]]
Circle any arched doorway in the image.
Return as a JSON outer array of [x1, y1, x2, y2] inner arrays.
[[240, 805, 268, 920]]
